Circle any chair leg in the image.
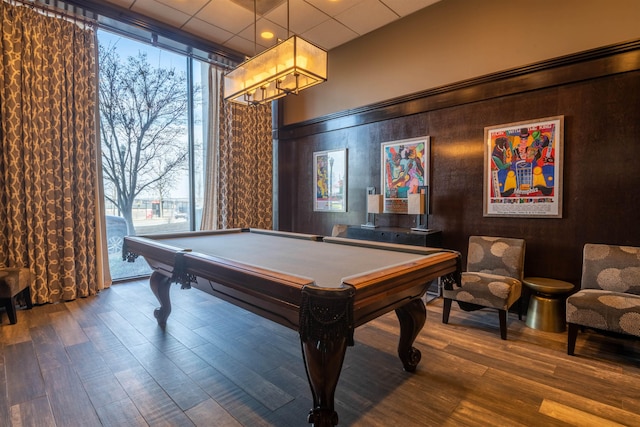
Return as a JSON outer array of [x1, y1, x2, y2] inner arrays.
[[22, 286, 33, 309], [517, 297, 523, 321], [0, 288, 30, 325], [4, 297, 18, 324], [567, 323, 579, 355], [498, 309, 507, 340], [442, 298, 452, 324]]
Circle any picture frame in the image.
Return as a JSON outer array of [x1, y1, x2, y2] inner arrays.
[[483, 116, 564, 218], [381, 136, 430, 214], [313, 148, 347, 212]]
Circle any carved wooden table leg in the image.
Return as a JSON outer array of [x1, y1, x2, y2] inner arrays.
[[149, 271, 172, 327], [299, 286, 354, 427], [394, 298, 426, 372], [302, 336, 348, 427]]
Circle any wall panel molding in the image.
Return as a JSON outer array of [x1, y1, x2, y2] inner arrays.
[[277, 39, 640, 140], [274, 39, 640, 284]]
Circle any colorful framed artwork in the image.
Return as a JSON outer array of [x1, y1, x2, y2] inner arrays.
[[381, 136, 430, 214], [483, 116, 564, 218], [313, 148, 347, 212]]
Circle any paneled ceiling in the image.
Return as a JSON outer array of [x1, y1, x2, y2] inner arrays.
[[98, 0, 441, 58]]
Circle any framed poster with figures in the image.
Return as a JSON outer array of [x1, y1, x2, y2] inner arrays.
[[381, 136, 430, 214], [484, 116, 564, 218]]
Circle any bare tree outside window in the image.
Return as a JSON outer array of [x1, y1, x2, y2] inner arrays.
[[99, 43, 195, 234], [97, 30, 208, 281]]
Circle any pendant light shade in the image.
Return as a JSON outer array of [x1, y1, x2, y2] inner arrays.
[[224, 35, 327, 105], [223, 0, 327, 105]]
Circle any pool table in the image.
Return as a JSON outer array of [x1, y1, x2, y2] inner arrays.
[[123, 228, 460, 426]]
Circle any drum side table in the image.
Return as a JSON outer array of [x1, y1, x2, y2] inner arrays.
[[523, 277, 575, 332]]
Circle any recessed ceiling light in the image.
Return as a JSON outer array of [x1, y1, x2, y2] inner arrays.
[[261, 31, 274, 40]]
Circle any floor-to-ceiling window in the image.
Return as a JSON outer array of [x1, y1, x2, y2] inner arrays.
[[98, 29, 208, 280]]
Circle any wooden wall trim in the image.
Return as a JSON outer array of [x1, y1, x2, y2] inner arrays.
[[275, 38, 640, 284], [277, 39, 640, 139]]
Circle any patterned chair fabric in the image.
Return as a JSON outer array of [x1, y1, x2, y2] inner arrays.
[[442, 236, 526, 340], [331, 224, 348, 237], [0, 267, 32, 324], [566, 244, 640, 355]]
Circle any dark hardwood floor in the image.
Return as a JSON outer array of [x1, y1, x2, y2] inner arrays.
[[2, 279, 639, 426]]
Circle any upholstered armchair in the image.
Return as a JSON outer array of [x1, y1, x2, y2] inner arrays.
[[331, 224, 348, 237], [0, 267, 32, 324], [566, 244, 640, 355], [442, 236, 526, 340]]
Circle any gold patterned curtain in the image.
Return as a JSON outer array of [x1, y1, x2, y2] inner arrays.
[[201, 68, 273, 230], [0, 2, 100, 303]]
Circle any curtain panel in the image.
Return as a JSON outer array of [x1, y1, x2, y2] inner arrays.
[[201, 69, 273, 230], [0, 2, 100, 303]]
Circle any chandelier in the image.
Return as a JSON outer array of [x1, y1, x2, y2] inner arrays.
[[224, 1, 328, 105]]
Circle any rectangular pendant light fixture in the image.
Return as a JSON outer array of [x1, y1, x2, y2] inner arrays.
[[224, 35, 327, 105]]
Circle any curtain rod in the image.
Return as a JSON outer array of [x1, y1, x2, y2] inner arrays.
[[7, 0, 235, 70], [5, 0, 235, 70], [99, 21, 233, 71], [4, 0, 97, 27]]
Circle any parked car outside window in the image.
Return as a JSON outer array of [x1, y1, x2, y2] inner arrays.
[[106, 215, 129, 254]]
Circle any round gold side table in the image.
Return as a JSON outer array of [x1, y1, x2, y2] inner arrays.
[[523, 277, 575, 332]]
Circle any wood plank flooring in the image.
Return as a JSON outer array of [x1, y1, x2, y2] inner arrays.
[[2, 279, 639, 426]]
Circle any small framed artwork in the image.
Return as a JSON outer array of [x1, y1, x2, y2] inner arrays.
[[483, 116, 564, 218], [381, 136, 430, 213], [313, 148, 347, 212]]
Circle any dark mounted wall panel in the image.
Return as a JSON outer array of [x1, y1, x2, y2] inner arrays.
[[275, 44, 640, 284]]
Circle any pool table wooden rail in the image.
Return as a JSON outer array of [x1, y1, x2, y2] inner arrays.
[[346, 250, 459, 326], [124, 229, 321, 329]]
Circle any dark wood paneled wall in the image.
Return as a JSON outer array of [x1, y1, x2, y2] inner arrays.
[[275, 41, 640, 284]]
